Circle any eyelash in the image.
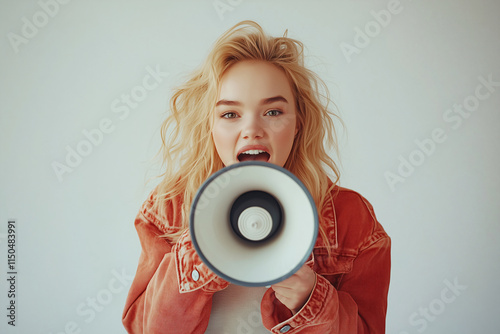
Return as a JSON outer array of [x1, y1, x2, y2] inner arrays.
[[220, 109, 283, 119], [266, 109, 283, 116], [221, 112, 237, 119]]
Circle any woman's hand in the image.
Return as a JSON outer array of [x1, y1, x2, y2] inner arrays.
[[271, 264, 317, 315]]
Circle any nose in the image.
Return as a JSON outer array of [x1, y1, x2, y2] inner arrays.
[[241, 115, 264, 139]]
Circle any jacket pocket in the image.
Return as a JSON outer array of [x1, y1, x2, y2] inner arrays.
[[313, 247, 355, 289]]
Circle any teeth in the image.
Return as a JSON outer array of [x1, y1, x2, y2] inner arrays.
[[241, 150, 266, 155]]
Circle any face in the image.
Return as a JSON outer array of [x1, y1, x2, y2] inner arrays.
[[212, 60, 298, 168]]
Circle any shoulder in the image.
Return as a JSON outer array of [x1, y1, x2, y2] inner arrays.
[[136, 186, 184, 235], [327, 185, 389, 251], [331, 187, 377, 225]]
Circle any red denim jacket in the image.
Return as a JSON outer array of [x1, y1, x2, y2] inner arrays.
[[122, 184, 391, 333]]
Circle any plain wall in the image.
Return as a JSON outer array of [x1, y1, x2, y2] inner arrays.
[[1, 0, 499, 333]]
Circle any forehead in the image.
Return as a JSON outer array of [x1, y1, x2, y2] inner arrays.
[[218, 60, 294, 101]]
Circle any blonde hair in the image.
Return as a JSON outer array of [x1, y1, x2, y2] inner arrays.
[[153, 20, 341, 247]]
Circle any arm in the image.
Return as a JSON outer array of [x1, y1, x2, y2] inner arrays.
[[122, 209, 228, 334], [261, 234, 391, 333]]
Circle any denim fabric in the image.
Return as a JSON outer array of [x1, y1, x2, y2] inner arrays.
[[122, 184, 391, 333]]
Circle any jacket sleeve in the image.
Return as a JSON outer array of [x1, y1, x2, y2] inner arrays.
[[122, 205, 229, 333], [261, 233, 391, 333]]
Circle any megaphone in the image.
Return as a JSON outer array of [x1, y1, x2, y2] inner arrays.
[[190, 161, 318, 287]]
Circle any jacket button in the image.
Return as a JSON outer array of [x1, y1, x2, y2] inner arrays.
[[279, 325, 291, 333], [191, 269, 200, 281]]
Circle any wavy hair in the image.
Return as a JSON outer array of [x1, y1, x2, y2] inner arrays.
[[152, 20, 342, 247]]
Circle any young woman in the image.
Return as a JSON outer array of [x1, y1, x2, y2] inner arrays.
[[122, 20, 391, 333]]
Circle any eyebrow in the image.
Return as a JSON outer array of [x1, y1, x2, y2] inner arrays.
[[215, 95, 289, 107]]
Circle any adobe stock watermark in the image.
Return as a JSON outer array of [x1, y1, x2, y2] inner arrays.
[[216, 300, 262, 334], [340, 0, 407, 63], [213, 0, 243, 20], [195, 167, 243, 211], [7, 0, 72, 54], [385, 73, 500, 192], [234, 300, 262, 334], [398, 277, 467, 334], [47, 268, 133, 334], [51, 64, 169, 183]]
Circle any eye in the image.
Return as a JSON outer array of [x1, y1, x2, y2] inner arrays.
[[266, 109, 282, 116], [221, 112, 238, 119]]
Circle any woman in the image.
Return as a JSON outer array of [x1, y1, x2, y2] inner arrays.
[[122, 20, 391, 333]]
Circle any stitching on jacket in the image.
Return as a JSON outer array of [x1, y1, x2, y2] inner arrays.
[[141, 188, 184, 236], [337, 187, 379, 234], [359, 232, 390, 253], [317, 186, 338, 249]]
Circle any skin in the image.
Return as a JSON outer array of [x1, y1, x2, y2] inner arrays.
[[211, 60, 316, 314], [271, 265, 317, 315], [212, 60, 297, 167]]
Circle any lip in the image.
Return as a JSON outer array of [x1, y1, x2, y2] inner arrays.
[[237, 145, 271, 162], [237, 145, 270, 156]]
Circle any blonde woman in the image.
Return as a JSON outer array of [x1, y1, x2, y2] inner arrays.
[[122, 21, 391, 333]]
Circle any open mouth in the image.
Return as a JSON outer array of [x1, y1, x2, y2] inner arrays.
[[237, 150, 271, 162]]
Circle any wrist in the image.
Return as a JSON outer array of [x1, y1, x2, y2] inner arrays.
[[292, 272, 317, 315]]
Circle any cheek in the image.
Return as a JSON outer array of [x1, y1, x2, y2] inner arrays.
[[212, 123, 235, 157], [272, 124, 297, 162], [276, 117, 297, 145], [280, 128, 297, 149]]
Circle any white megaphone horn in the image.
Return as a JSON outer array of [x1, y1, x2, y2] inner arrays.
[[189, 161, 318, 287]]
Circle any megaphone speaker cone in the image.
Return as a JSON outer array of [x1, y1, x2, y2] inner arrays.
[[190, 161, 318, 287], [230, 190, 282, 242]]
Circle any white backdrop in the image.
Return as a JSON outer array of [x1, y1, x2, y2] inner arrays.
[[1, 0, 499, 333]]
